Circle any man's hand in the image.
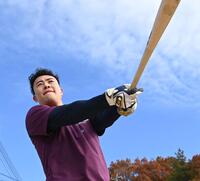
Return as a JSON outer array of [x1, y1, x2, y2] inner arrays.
[[105, 84, 143, 111], [105, 84, 129, 107], [117, 106, 137, 116], [116, 86, 143, 116]]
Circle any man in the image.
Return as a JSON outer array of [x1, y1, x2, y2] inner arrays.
[[26, 68, 142, 181]]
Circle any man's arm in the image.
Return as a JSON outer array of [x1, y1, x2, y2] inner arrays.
[[47, 94, 111, 133], [90, 106, 120, 136], [47, 85, 142, 133]]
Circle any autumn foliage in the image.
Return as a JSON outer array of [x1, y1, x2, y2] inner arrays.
[[109, 149, 200, 181]]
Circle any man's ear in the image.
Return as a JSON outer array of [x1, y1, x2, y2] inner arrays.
[[33, 95, 38, 102], [60, 88, 64, 96]]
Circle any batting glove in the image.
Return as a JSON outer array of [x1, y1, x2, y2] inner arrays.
[[105, 84, 129, 107], [117, 100, 137, 116], [117, 87, 143, 116], [105, 84, 143, 109]]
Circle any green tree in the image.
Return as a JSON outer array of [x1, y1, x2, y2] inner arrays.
[[166, 149, 191, 181]]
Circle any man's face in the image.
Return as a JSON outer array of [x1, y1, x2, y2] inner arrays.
[[33, 75, 63, 106]]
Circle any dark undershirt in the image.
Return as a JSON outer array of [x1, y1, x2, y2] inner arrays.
[[47, 94, 120, 136]]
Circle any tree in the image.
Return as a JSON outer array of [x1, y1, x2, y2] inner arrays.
[[165, 149, 191, 181], [109, 157, 172, 181], [109, 159, 134, 181], [189, 154, 200, 181], [108, 149, 200, 181]]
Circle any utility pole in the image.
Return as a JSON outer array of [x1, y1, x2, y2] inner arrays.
[[0, 141, 22, 181]]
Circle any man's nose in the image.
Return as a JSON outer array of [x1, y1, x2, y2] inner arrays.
[[44, 83, 51, 89]]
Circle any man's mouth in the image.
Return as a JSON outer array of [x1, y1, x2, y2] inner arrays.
[[43, 91, 54, 95]]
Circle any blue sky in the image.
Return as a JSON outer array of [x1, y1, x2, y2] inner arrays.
[[0, 0, 200, 180]]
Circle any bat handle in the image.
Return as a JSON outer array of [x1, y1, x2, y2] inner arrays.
[[130, 48, 152, 89], [130, 77, 138, 89]]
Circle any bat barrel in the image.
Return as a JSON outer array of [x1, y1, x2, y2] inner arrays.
[[130, 0, 181, 89]]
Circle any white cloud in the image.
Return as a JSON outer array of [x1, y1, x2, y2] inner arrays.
[[1, 0, 200, 105]]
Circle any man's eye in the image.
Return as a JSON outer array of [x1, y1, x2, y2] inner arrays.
[[49, 80, 54, 83], [37, 83, 43, 87]]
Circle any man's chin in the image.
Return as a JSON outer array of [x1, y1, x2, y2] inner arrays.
[[41, 98, 58, 106]]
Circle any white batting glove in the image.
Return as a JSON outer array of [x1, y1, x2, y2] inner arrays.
[[116, 87, 143, 116], [117, 100, 137, 116], [105, 84, 130, 107], [105, 84, 143, 109]]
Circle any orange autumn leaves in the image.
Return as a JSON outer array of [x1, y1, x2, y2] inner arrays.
[[109, 149, 200, 181]]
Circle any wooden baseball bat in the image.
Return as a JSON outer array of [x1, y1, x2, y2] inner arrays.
[[130, 0, 181, 89]]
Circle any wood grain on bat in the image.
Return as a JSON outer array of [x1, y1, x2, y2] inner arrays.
[[130, 0, 181, 89]]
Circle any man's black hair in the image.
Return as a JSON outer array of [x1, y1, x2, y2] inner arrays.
[[29, 68, 60, 95]]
